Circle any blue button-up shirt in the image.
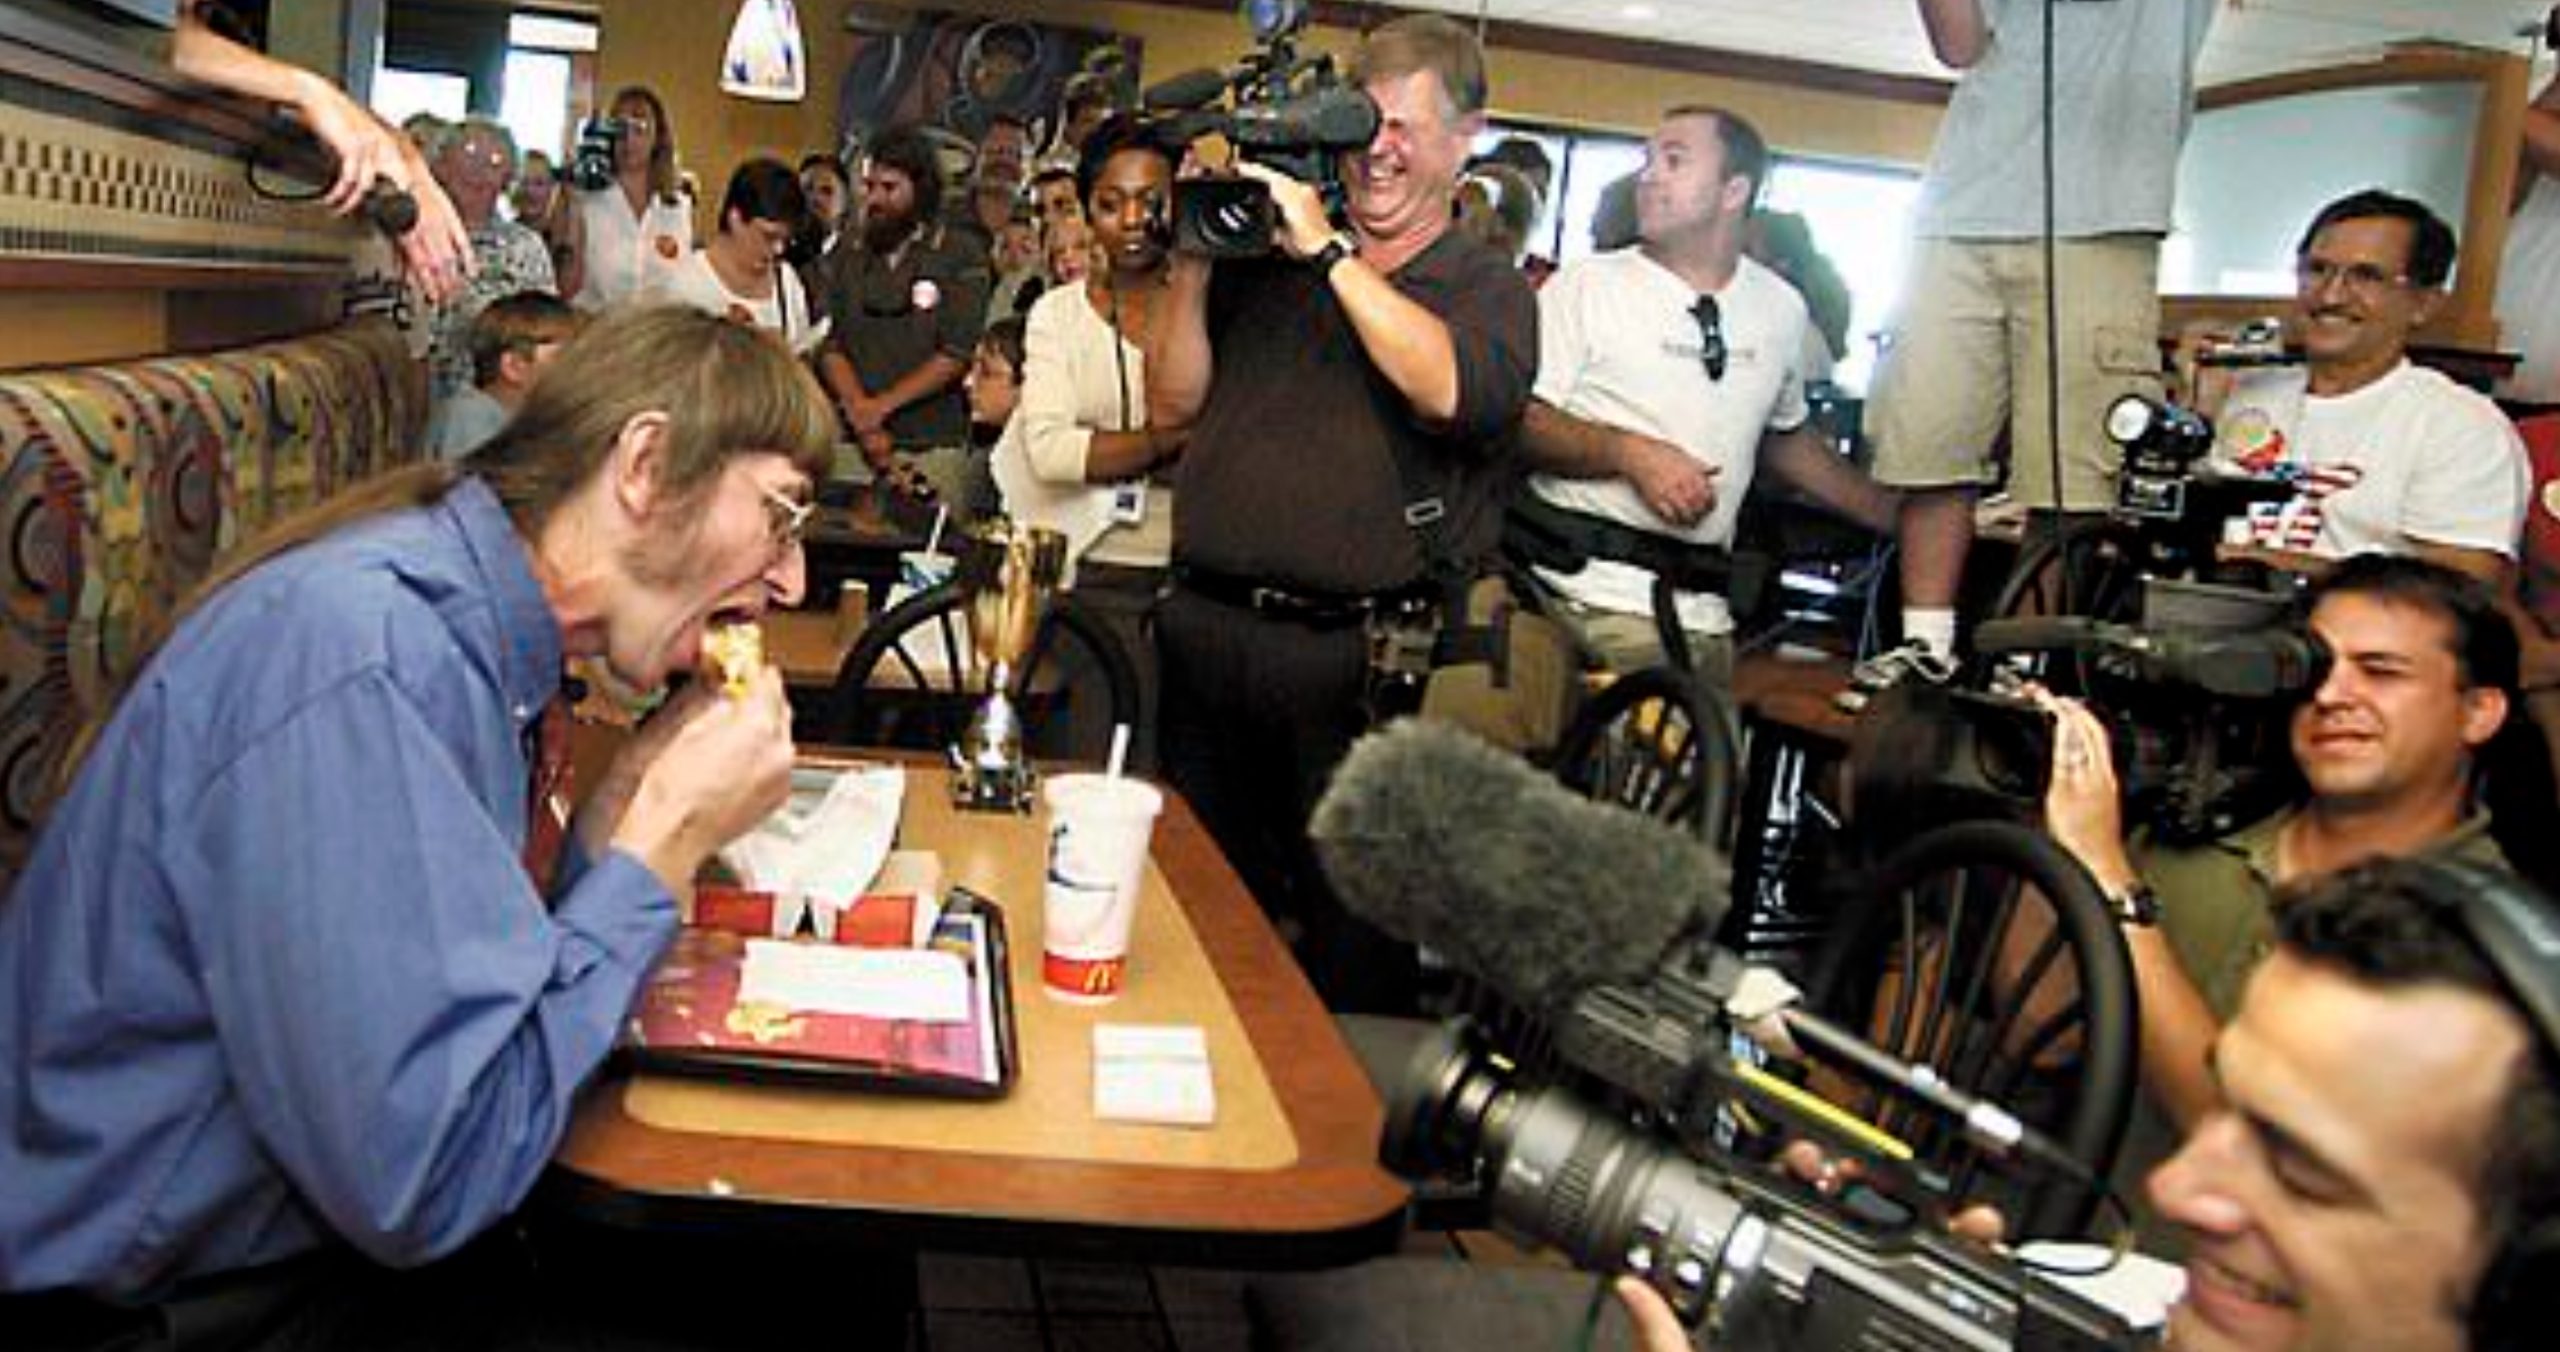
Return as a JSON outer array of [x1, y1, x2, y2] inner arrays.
[[0, 478, 677, 1297]]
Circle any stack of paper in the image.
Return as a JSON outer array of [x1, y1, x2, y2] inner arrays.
[[1093, 1024, 1216, 1127]]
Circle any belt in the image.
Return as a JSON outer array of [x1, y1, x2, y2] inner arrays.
[[1176, 567, 1430, 628]]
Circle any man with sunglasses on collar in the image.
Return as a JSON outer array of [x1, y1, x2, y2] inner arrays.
[[1518, 106, 1898, 680]]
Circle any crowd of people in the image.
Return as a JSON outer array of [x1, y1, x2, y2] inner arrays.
[[7, 2, 2560, 1349]]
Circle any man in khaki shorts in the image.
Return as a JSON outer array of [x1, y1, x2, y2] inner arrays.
[[1852, 0, 2215, 699]]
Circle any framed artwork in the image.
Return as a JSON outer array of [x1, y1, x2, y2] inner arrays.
[[835, 11, 1140, 165]]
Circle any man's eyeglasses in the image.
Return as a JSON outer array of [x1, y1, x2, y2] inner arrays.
[[2295, 257, 2409, 297], [1690, 295, 1728, 382], [759, 481, 816, 551]]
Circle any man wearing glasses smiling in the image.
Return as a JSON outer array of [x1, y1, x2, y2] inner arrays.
[[2197, 190, 2528, 588], [1518, 106, 1899, 681]]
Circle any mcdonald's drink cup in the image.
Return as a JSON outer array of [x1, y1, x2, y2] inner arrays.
[[1040, 774, 1163, 1003]]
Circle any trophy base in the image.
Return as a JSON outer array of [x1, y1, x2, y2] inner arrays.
[[949, 748, 1037, 814]]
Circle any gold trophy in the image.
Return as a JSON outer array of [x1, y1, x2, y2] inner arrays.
[[949, 519, 1068, 811]]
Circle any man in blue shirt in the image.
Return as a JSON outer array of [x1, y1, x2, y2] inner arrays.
[[0, 305, 833, 1344]]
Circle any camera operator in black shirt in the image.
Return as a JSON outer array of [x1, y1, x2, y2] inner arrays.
[[1147, 13, 1537, 1012]]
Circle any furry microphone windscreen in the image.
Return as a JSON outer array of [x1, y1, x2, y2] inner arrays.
[[1310, 718, 1730, 1017]]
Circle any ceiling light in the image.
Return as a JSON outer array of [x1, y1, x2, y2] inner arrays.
[[722, 0, 808, 103], [1620, 3, 1660, 19]]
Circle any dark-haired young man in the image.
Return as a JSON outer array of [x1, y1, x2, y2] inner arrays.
[[818, 123, 991, 473], [1619, 855, 2560, 1352], [2200, 190, 2529, 585], [2040, 554, 2522, 1203], [1519, 106, 1895, 679]]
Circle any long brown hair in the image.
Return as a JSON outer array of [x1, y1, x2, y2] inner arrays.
[[64, 305, 834, 787], [608, 84, 684, 206]]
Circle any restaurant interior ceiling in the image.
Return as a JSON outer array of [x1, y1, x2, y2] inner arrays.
[[443, 0, 2557, 86], [1367, 0, 2555, 84]]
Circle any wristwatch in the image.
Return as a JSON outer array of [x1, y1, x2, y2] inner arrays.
[[1309, 231, 1359, 276], [2106, 881, 2162, 928]]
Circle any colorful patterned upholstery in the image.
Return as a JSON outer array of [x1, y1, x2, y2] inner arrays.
[[0, 321, 424, 888]]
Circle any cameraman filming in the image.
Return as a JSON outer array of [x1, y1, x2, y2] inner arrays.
[[1147, 15, 1537, 1012], [1615, 856, 2560, 1352], [2036, 554, 2522, 1205]]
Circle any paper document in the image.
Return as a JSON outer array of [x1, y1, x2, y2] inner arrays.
[[739, 938, 971, 1023], [1093, 1023, 1216, 1127]]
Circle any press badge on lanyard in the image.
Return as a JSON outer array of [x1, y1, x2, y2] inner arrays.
[[1109, 480, 1147, 526]]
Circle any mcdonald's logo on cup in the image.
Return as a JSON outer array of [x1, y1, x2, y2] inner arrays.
[[1039, 774, 1163, 1005]]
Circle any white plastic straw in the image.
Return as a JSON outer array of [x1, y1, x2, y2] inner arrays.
[[1105, 724, 1132, 780], [923, 504, 949, 557]]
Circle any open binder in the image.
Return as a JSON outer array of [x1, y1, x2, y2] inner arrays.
[[623, 887, 1018, 1099]]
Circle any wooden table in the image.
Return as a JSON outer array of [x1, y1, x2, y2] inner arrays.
[[545, 757, 1408, 1269]]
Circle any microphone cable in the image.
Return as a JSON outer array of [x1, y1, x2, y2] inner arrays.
[[2039, 0, 2074, 619]]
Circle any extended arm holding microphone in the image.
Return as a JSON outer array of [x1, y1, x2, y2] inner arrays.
[[172, 0, 470, 303]]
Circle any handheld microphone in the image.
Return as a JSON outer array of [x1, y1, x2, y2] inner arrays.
[[363, 177, 419, 237], [1310, 719, 1728, 1018]]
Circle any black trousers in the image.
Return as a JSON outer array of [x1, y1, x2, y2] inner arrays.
[[1155, 586, 1418, 1014], [5, 1230, 537, 1352]]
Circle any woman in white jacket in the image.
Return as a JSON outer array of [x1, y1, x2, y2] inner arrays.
[[992, 115, 1186, 765]]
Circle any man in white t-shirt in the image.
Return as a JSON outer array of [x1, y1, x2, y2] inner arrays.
[[1519, 106, 1896, 680], [2204, 191, 2529, 585]]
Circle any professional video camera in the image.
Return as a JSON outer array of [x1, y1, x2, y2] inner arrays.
[[1852, 395, 2327, 844], [567, 115, 626, 193], [1388, 1020, 2139, 1351], [1310, 724, 2142, 1350], [1139, 0, 1380, 256], [2099, 393, 2299, 581]]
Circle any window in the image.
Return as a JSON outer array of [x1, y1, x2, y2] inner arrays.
[[369, 9, 597, 162], [1475, 118, 1922, 394], [1763, 156, 1922, 394], [370, 68, 469, 128]]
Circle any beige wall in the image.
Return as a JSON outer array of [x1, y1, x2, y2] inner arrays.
[[592, 0, 1944, 236]]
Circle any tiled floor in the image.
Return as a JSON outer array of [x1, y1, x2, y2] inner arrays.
[[912, 1255, 1250, 1352], [905, 1231, 1569, 1352]]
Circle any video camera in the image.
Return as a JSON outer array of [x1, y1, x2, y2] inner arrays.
[[1385, 998, 2140, 1350], [1850, 396, 2325, 843], [567, 115, 626, 193], [1140, 0, 1380, 257]]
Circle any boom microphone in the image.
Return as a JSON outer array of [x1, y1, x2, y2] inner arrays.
[[1311, 719, 1729, 1016], [1141, 66, 1236, 111], [363, 177, 419, 237]]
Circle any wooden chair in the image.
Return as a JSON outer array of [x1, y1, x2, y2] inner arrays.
[[816, 580, 1139, 769], [1798, 820, 2136, 1239]]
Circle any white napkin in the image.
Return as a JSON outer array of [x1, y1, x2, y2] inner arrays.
[[718, 763, 905, 904]]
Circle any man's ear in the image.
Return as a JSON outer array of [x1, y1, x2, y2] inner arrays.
[[1719, 174, 1754, 220], [496, 347, 535, 391], [2411, 286, 2448, 330], [607, 411, 673, 524], [2459, 683, 2511, 752]]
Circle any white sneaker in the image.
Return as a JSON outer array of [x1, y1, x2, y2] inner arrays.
[[1835, 640, 1957, 713]]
